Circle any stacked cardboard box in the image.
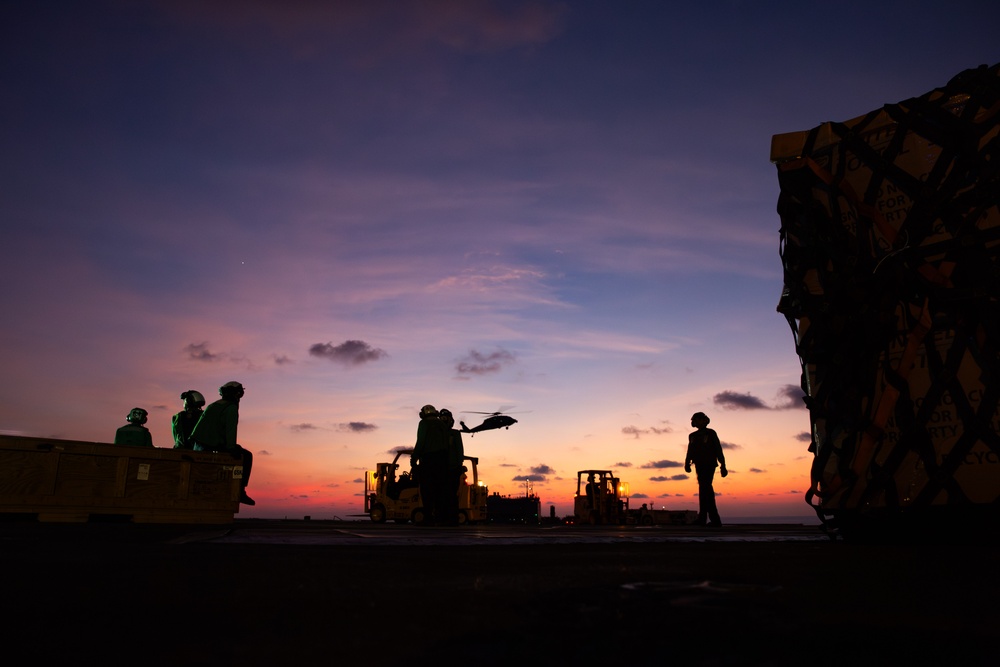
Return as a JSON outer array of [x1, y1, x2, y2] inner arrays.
[[772, 64, 1000, 532]]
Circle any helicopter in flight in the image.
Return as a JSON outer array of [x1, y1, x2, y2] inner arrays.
[[459, 411, 520, 435]]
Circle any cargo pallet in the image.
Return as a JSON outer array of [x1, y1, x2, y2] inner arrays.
[[772, 63, 1000, 538]]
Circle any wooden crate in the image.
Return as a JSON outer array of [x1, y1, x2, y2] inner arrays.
[[0, 435, 241, 524]]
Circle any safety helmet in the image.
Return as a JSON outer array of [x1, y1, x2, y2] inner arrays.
[[220, 381, 245, 399], [691, 412, 710, 426], [439, 408, 452, 419], [181, 390, 206, 408], [420, 404, 438, 418], [127, 408, 148, 425]]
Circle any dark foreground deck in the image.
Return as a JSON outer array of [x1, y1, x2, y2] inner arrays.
[[2, 520, 997, 665]]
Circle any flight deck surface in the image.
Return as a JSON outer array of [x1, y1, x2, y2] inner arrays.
[[3, 519, 996, 666]]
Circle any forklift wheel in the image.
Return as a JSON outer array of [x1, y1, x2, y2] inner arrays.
[[411, 507, 428, 525], [457, 510, 468, 525], [369, 505, 387, 523]]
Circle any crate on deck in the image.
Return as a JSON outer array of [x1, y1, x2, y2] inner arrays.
[[0, 435, 242, 524]]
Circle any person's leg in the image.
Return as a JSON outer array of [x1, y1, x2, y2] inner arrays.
[[419, 478, 435, 524], [236, 445, 255, 505], [697, 468, 717, 525], [705, 484, 721, 525]]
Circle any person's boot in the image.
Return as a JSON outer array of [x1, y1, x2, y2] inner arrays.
[[240, 490, 256, 506]]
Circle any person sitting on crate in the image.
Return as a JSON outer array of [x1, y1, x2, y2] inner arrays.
[[171, 390, 205, 449], [114, 408, 154, 447], [190, 381, 255, 506]]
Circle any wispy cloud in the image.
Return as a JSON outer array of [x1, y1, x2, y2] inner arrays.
[[621, 424, 673, 439], [164, 0, 568, 59], [337, 422, 378, 433], [181, 342, 257, 369], [309, 340, 388, 366], [775, 384, 806, 409], [714, 385, 807, 411], [714, 390, 769, 410], [455, 347, 516, 376], [640, 460, 684, 469], [185, 342, 223, 362], [649, 474, 688, 482]]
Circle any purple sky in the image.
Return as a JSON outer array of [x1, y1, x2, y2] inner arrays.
[[2, 1, 997, 518]]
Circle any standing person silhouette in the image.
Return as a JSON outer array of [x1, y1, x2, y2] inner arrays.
[[684, 412, 727, 527], [410, 404, 449, 525], [439, 408, 465, 526]]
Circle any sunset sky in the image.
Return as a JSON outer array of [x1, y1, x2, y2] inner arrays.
[[2, 1, 997, 520]]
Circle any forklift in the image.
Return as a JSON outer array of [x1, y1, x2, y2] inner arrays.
[[573, 469, 627, 524], [365, 448, 488, 524]]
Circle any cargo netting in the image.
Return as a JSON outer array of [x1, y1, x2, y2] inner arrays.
[[772, 63, 1000, 532]]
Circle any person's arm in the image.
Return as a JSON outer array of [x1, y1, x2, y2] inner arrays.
[[684, 435, 694, 473], [711, 430, 727, 476], [171, 414, 184, 448], [412, 420, 427, 467]]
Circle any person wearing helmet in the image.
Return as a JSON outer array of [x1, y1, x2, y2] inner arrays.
[[684, 412, 728, 527], [171, 390, 205, 450], [410, 404, 449, 525], [114, 408, 153, 447], [190, 381, 255, 505], [439, 408, 465, 526]]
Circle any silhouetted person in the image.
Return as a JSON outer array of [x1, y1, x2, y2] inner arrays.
[[585, 473, 598, 509], [191, 381, 255, 506], [685, 412, 727, 526], [410, 404, 449, 525], [115, 408, 153, 447], [171, 390, 205, 450], [439, 408, 465, 525]]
